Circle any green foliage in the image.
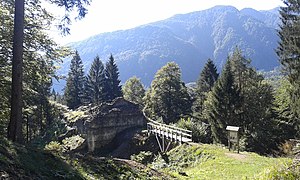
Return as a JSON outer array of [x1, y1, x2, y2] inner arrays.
[[274, 78, 300, 139], [104, 54, 123, 101], [229, 49, 281, 154], [277, 0, 300, 118], [206, 59, 241, 144], [0, 138, 83, 179], [202, 48, 282, 154], [122, 76, 145, 105], [44, 141, 63, 152], [61, 135, 85, 152], [176, 118, 212, 143], [151, 143, 214, 174], [47, 0, 91, 35], [85, 55, 106, 104], [130, 151, 153, 165], [258, 162, 300, 180], [193, 59, 219, 120], [143, 62, 192, 124], [0, 0, 69, 138], [64, 51, 86, 109]]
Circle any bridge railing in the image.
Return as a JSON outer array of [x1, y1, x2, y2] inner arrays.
[[144, 112, 192, 143]]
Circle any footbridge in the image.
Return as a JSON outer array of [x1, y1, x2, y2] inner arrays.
[[145, 114, 192, 152]]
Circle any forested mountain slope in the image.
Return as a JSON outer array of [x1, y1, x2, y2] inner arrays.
[[56, 5, 280, 89]]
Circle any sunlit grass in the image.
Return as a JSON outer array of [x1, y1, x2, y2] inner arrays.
[[152, 143, 292, 180]]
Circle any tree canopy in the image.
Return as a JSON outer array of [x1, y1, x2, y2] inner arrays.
[[1, 0, 69, 141], [277, 0, 300, 120], [144, 62, 192, 124], [122, 76, 145, 106]]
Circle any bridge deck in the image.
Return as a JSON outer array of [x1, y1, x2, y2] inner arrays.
[[149, 128, 192, 143], [147, 121, 192, 143]]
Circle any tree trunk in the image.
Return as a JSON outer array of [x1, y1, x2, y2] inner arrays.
[[7, 0, 25, 143]]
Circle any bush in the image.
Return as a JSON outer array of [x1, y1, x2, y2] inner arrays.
[[44, 141, 62, 152], [258, 162, 300, 179], [176, 118, 212, 143], [130, 151, 153, 165]]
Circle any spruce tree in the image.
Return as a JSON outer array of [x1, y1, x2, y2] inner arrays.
[[194, 59, 219, 117], [207, 59, 241, 144], [85, 55, 106, 104], [122, 76, 145, 105], [143, 62, 192, 124], [277, 0, 300, 118], [230, 48, 251, 90], [104, 54, 122, 101], [64, 51, 85, 109]]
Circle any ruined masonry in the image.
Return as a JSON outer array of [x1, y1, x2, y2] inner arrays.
[[73, 98, 147, 152]]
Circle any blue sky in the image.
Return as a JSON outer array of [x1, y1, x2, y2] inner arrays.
[[46, 0, 284, 44]]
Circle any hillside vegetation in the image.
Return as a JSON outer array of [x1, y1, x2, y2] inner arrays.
[[150, 143, 295, 179], [0, 138, 166, 179], [1, 135, 299, 179]]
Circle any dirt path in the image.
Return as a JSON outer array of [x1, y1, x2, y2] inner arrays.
[[225, 152, 248, 161]]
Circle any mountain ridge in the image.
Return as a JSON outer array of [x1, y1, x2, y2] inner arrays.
[[55, 5, 280, 91]]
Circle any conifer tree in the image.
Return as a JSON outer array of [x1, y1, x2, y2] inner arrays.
[[104, 54, 122, 101], [85, 55, 106, 104], [277, 0, 300, 118], [122, 76, 145, 105], [194, 59, 219, 117], [229, 48, 276, 134], [144, 62, 192, 124], [64, 51, 85, 109], [207, 59, 241, 144], [230, 48, 251, 90]]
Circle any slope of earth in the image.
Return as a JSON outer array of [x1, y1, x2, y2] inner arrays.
[[0, 138, 82, 179], [151, 143, 293, 179], [0, 138, 168, 179], [54, 5, 280, 91]]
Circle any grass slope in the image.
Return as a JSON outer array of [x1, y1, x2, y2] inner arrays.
[[151, 143, 293, 179], [0, 138, 166, 179], [0, 138, 82, 179]]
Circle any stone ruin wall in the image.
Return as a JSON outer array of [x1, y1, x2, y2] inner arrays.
[[73, 98, 147, 152]]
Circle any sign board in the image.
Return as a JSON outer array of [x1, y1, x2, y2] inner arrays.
[[226, 126, 240, 153], [229, 131, 238, 143]]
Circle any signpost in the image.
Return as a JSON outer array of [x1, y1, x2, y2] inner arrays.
[[226, 126, 240, 153]]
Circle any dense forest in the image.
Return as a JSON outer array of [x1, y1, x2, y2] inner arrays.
[[1, 0, 300, 179]]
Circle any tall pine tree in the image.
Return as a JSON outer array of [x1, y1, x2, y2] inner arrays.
[[104, 54, 122, 101], [85, 55, 106, 104], [277, 0, 300, 120], [64, 51, 85, 109], [207, 59, 241, 144], [193, 59, 219, 118]]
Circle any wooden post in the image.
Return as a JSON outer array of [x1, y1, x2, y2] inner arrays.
[[228, 131, 231, 151], [237, 133, 240, 154]]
